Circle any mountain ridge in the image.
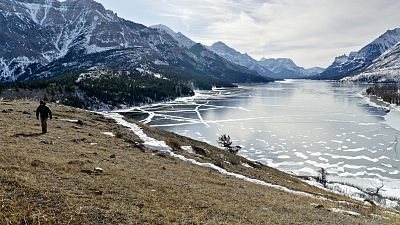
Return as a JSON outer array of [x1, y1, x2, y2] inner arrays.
[[209, 41, 324, 79], [341, 42, 400, 83], [209, 41, 278, 78], [318, 28, 400, 80], [258, 58, 324, 78], [150, 24, 196, 49], [0, 0, 271, 86]]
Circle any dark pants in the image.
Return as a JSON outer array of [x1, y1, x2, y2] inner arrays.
[[40, 117, 48, 133]]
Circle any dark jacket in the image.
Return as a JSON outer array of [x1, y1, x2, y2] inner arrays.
[[36, 105, 52, 119]]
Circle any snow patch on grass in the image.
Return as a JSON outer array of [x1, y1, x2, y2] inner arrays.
[[181, 146, 195, 154], [101, 112, 353, 204], [102, 112, 171, 152], [241, 163, 253, 168], [327, 208, 360, 216], [102, 132, 115, 137]]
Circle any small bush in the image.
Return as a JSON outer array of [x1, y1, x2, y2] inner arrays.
[[115, 131, 124, 139], [317, 168, 328, 188], [165, 140, 181, 151], [217, 134, 241, 154], [192, 146, 207, 156]]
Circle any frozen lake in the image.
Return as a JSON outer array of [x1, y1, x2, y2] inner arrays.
[[123, 80, 400, 198]]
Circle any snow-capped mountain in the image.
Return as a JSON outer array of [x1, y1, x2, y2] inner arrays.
[[209, 41, 276, 78], [209, 41, 323, 79], [0, 0, 271, 84], [341, 42, 400, 83], [301, 67, 325, 76], [258, 58, 324, 78], [318, 28, 400, 80], [150, 24, 196, 49]]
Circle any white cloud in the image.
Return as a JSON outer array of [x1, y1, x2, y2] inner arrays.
[[96, 0, 400, 68]]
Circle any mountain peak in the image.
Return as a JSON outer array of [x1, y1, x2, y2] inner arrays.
[[66, 0, 107, 11], [0, 0, 271, 85], [257, 57, 322, 77], [211, 41, 229, 48], [150, 24, 195, 48], [333, 54, 349, 63], [341, 40, 400, 83], [207, 42, 276, 78], [210, 43, 321, 78], [210, 41, 239, 54], [382, 28, 400, 36], [319, 27, 400, 80], [364, 28, 400, 55], [150, 24, 175, 33], [259, 58, 296, 66]]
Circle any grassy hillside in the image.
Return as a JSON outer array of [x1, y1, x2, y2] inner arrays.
[[1, 100, 399, 224]]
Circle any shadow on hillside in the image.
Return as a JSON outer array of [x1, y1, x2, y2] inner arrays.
[[15, 133, 44, 137]]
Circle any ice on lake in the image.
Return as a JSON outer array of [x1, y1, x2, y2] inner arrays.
[[123, 80, 400, 198]]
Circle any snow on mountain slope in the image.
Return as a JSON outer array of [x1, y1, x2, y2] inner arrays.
[[302, 67, 325, 76], [341, 42, 400, 83], [319, 28, 400, 80], [209, 42, 277, 78], [0, 0, 270, 85], [258, 58, 300, 78], [209, 41, 323, 79], [150, 24, 196, 49], [0, 0, 145, 81], [259, 58, 324, 78]]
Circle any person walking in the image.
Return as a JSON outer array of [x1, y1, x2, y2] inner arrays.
[[36, 101, 52, 133]]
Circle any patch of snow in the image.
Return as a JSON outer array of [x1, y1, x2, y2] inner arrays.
[[153, 59, 169, 66], [181, 146, 195, 154], [101, 112, 400, 210], [0, 57, 35, 81], [102, 132, 115, 137], [94, 167, 104, 173], [102, 113, 171, 151], [22, 2, 41, 24], [342, 147, 365, 152], [327, 208, 360, 216], [170, 151, 329, 201], [357, 134, 372, 140], [59, 119, 79, 123], [135, 67, 166, 79], [85, 45, 115, 54], [294, 152, 308, 159], [324, 153, 380, 163], [101, 112, 354, 204], [241, 163, 253, 168]]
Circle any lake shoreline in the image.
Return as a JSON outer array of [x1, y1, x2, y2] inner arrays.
[[121, 81, 400, 205]]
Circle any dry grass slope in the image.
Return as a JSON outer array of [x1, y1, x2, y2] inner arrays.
[[0, 100, 399, 224]]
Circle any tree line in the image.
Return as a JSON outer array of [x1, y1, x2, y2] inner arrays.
[[0, 70, 195, 109], [366, 85, 400, 105]]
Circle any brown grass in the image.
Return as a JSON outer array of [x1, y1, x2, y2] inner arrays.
[[0, 100, 399, 224]]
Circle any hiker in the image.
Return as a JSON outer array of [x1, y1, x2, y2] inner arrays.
[[36, 101, 52, 133]]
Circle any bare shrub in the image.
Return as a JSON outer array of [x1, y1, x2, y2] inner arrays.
[[217, 134, 241, 154], [317, 168, 328, 188]]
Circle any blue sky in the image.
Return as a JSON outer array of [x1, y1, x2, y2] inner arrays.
[[95, 0, 400, 68]]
